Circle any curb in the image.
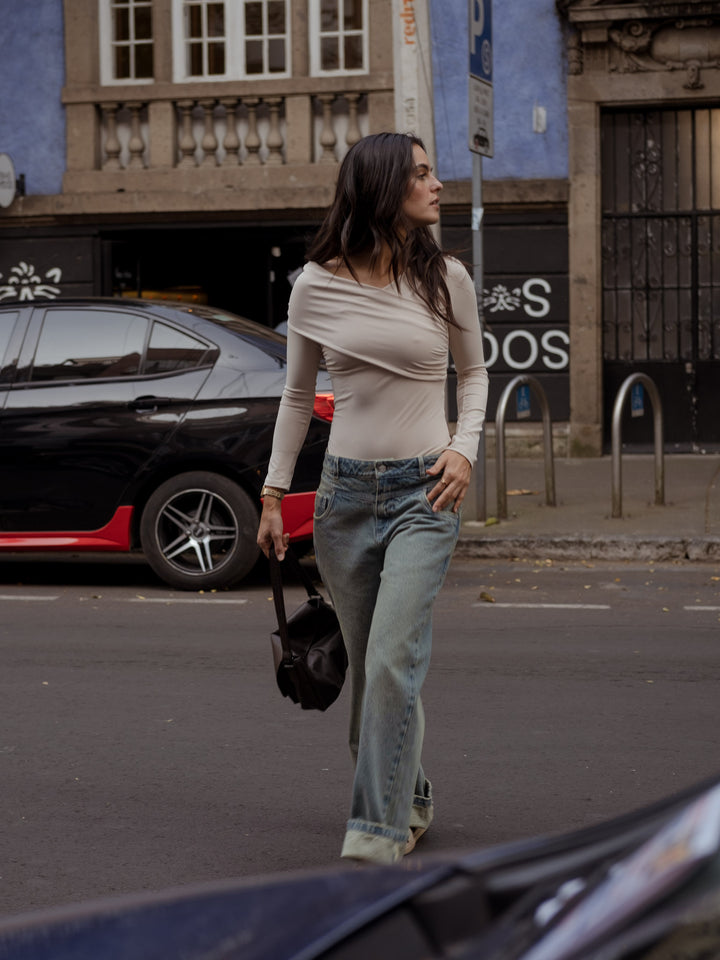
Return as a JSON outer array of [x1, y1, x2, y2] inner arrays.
[[455, 535, 720, 563]]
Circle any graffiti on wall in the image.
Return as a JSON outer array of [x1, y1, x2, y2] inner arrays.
[[0, 261, 63, 301]]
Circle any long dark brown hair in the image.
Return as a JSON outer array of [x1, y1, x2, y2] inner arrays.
[[306, 132, 454, 325]]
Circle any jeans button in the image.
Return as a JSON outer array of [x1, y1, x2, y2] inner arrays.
[[378, 464, 387, 473]]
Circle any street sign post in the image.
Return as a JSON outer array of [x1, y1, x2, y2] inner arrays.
[[469, 0, 492, 521], [469, 0, 493, 158]]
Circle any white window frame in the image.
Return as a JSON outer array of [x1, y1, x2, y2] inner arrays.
[[309, 0, 369, 77], [171, 0, 291, 82], [99, 0, 155, 86]]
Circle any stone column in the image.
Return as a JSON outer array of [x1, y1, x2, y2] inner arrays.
[[148, 99, 177, 169], [66, 103, 99, 172], [567, 97, 603, 456], [284, 94, 312, 165]]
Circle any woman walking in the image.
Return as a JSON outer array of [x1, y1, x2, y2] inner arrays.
[[257, 132, 488, 865]]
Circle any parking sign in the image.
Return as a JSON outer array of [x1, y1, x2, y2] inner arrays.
[[469, 0, 492, 83], [469, 0, 493, 157]]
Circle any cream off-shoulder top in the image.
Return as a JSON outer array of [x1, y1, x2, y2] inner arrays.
[[264, 257, 489, 491]]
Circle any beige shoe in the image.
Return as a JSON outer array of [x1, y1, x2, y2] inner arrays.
[[404, 825, 428, 856]]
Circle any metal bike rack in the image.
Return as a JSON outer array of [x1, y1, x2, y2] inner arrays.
[[611, 372, 665, 519], [495, 374, 556, 520]]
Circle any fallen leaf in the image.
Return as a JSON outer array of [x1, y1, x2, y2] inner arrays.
[[478, 592, 496, 603], [485, 516, 499, 526]]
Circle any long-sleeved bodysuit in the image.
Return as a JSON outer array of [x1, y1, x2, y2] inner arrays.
[[265, 257, 489, 488]]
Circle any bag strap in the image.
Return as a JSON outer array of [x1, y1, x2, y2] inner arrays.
[[269, 546, 322, 662]]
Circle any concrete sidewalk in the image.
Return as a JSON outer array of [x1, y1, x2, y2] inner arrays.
[[458, 454, 720, 562]]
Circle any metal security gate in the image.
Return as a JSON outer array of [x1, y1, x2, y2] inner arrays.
[[601, 107, 720, 450]]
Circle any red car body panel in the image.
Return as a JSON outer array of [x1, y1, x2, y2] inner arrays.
[[0, 506, 135, 551], [0, 492, 315, 553], [280, 491, 316, 542]]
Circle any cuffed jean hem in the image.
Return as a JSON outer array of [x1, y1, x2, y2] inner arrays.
[[341, 821, 408, 864], [410, 778, 434, 831]]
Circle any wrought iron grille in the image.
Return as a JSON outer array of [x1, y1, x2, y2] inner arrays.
[[601, 108, 720, 364]]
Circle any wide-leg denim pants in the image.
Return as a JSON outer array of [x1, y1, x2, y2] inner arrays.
[[313, 454, 461, 864]]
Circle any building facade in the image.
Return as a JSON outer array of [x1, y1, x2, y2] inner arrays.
[[1, 0, 719, 453], [0, 0, 399, 327], [561, 0, 720, 454]]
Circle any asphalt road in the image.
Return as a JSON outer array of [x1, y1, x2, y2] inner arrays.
[[1, 553, 719, 919]]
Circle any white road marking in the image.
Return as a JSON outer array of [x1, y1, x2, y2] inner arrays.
[[129, 597, 248, 604], [472, 602, 611, 610], [683, 606, 720, 612], [0, 594, 59, 601]]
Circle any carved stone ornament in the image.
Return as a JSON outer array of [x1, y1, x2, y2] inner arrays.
[[557, 1, 720, 86], [609, 19, 720, 86]]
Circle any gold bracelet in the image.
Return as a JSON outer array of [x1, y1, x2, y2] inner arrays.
[[261, 485, 286, 501]]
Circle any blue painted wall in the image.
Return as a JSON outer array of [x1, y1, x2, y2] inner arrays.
[[430, 0, 568, 182], [0, 0, 66, 196]]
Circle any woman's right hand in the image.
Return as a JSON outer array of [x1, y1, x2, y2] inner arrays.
[[257, 499, 290, 560]]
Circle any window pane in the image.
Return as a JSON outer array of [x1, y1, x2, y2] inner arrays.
[[268, 37, 285, 72], [114, 6, 130, 40], [268, 1, 285, 33], [207, 2, 224, 37], [135, 42, 154, 77], [245, 2, 262, 35], [321, 0, 338, 31], [115, 45, 131, 78], [344, 33, 363, 69], [344, 0, 362, 30], [187, 4, 203, 38], [145, 323, 211, 375], [134, 5, 152, 39], [207, 40, 225, 74], [246, 38, 263, 73], [321, 36, 339, 70], [0, 311, 18, 381], [31, 311, 146, 382], [188, 41, 203, 74]]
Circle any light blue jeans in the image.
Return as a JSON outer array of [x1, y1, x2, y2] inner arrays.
[[313, 454, 461, 864]]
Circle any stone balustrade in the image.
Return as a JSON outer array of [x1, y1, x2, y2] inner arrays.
[[60, 77, 393, 211], [97, 91, 367, 170]]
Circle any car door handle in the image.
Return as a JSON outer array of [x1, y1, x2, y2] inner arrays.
[[130, 396, 173, 412]]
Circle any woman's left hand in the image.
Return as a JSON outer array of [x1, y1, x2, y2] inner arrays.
[[426, 450, 472, 513]]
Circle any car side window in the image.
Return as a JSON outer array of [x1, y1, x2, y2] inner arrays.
[[30, 309, 147, 382], [144, 322, 215, 375], [0, 311, 19, 379]]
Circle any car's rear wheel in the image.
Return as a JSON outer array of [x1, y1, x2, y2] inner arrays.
[[140, 471, 260, 590]]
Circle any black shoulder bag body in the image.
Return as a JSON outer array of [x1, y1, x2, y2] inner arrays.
[[269, 547, 347, 711]]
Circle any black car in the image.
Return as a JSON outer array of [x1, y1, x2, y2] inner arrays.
[[2, 772, 720, 958], [0, 298, 332, 589]]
